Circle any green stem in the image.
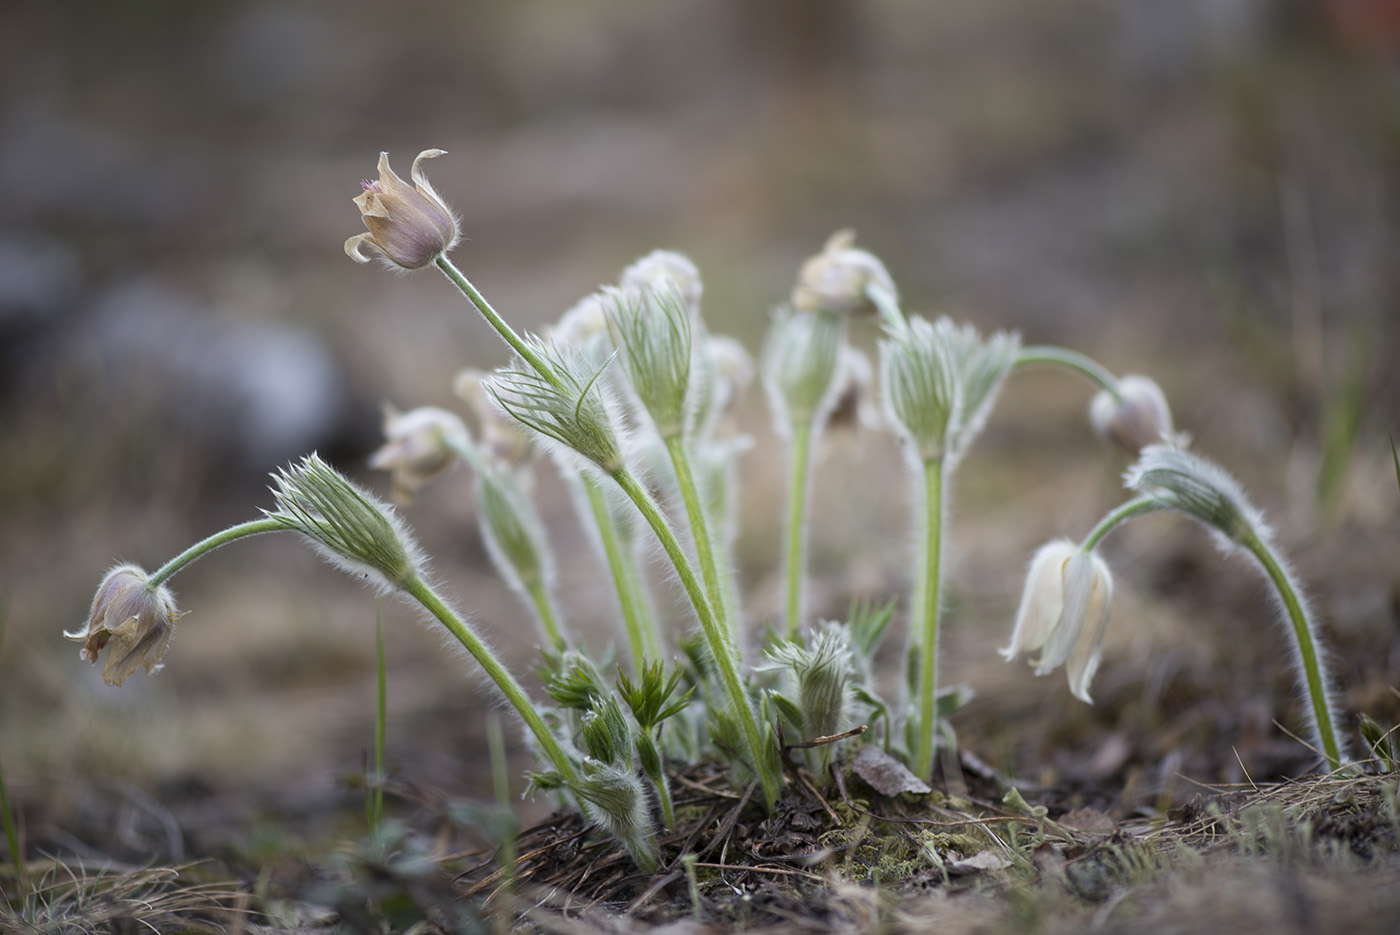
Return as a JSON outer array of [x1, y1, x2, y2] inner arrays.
[[783, 419, 815, 641], [401, 575, 577, 786], [912, 456, 946, 781], [148, 517, 287, 588], [1080, 497, 1162, 552], [1015, 345, 1121, 399], [583, 475, 659, 672], [486, 715, 517, 894], [610, 467, 780, 808], [525, 578, 566, 652], [436, 256, 559, 385], [1242, 533, 1345, 772], [662, 433, 729, 644]]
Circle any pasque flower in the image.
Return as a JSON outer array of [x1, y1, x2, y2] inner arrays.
[[369, 404, 470, 502], [791, 229, 897, 318], [1001, 539, 1114, 703], [65, 564, 180, 686], [345, 150, 459, 270]]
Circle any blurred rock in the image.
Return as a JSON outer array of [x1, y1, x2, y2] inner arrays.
[[88, 279, 350, 470], [0, 235, 81, 330]]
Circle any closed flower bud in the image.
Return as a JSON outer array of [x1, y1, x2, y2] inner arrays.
[[1001, 540, 1114, 703], [345, 150, 459, 270], [1090, 375, 1175, 454], [791, 229, 897, 318], [369, 404, 470, 502], [65, 564, 180, 686]]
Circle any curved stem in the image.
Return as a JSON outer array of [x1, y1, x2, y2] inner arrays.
[[148, 517, 287, 589], [436, 256, 559, 386], [1016, 345, 1121, 398], [783, 419, 815, 640], [583, 475, 658, 673], [663, 433, 729, 644], [912, 456, 946, 781], [610, 467, 780, 809], [402, 575, 578, 786], [1080, 496, 1162, 553], [1242, 533, 1345, 772]]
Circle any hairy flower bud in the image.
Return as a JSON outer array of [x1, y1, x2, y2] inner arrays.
[[1090, 375, 1175, 454], [345, 150, 459, 270], [619, 250, 702, 315], [65, 564, 180, 686], [791, 229, 897, 318]]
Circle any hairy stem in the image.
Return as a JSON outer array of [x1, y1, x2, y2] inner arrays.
[[1243, 533, 1345, 772], [611, 467, 780, 808], [524, 578, 566, 652], [663, 433, 730, 645], [1016, 345, 1121, 399], [783, 419, 815, 640], [912, 455, 946, 781], [148, 517, 287, 589], [583, 475, 659, 673], [402, 575, 577, 786], [436, 256, 558, 384]]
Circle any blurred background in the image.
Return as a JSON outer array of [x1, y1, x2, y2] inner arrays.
[[2, 0, 1398, 864]]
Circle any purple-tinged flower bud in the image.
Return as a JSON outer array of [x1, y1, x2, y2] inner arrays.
[[369, 404, 470, 502], [65, 564, 180, 686], [791, 229, 897, 318], [345, 150, 459, 270], [1090, 375, 1175, 454]]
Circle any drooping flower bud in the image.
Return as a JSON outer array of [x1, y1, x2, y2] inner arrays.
[[65, 564, 180, 686], [1090, 375, 1175, 454], [791, 229, 897, 318], [1001, 540, 1114, 703], [345, 150, 459, 270], [368, 404, 470, 502]]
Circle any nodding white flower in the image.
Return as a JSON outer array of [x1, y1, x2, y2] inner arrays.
[[1090, 375, 1176, 454], [66, 564, 180, 686], [369, 404, 470, 502], [1002, 540, 1114, 703], [619, 250, 702, 315], [791, 229, 897, 318], [345, 150, 459, 270]]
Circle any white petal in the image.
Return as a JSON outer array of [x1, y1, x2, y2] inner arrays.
[[1002, 540, 1074, 661]]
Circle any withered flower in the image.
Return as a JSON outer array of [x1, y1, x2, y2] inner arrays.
[[345, 150, 459, 270], [65, 564, 180, 686], [369, 404, 470, 501]]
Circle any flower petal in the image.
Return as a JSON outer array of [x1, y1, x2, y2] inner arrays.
[[1002, 539, 1074, 661]]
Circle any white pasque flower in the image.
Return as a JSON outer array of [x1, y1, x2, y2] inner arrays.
[[1001, 539, 1114, 703]]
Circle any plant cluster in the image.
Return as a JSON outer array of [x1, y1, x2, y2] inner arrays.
[[60, 149, 1353, 873]]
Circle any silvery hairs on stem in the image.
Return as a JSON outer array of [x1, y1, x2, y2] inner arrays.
[[1124, 443, 1348, 767]]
